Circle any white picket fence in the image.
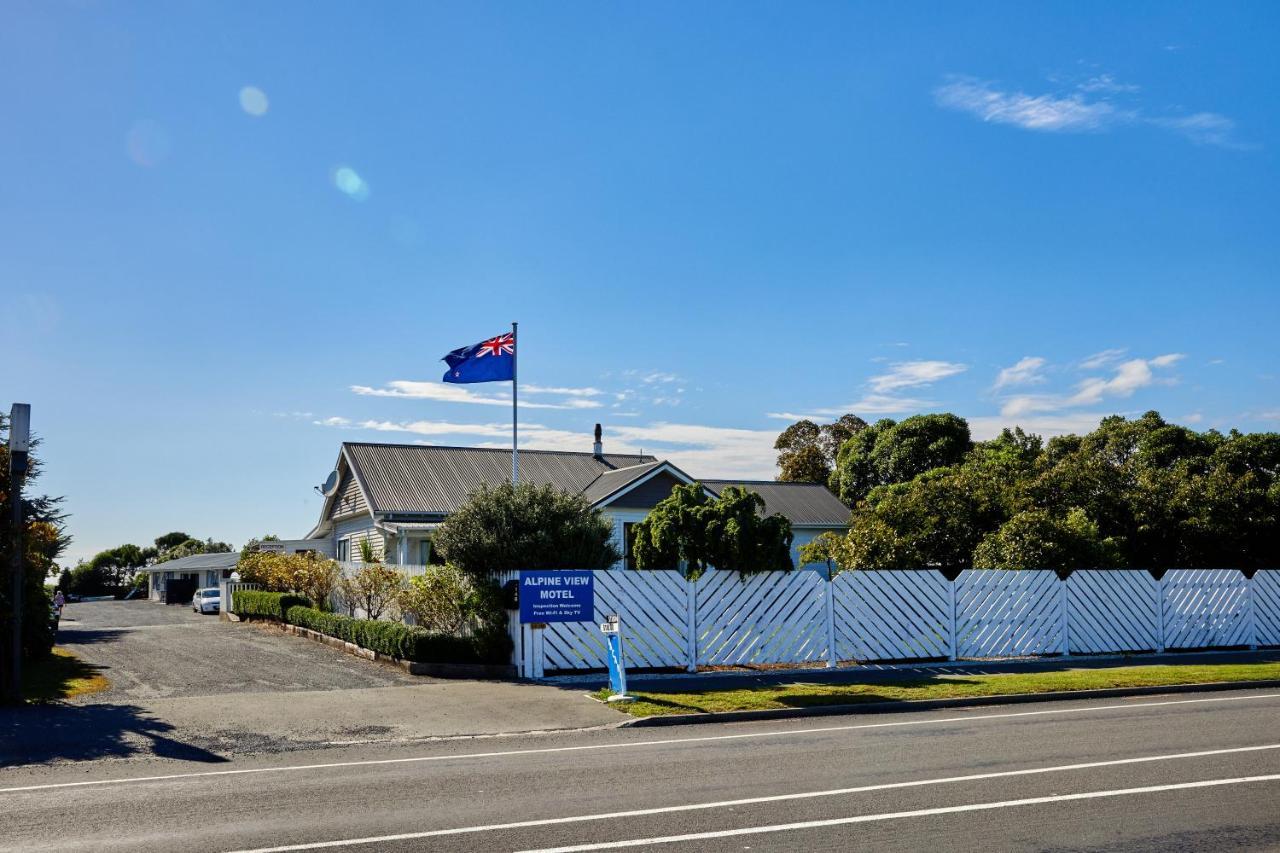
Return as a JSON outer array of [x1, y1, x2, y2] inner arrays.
[[513, 568, 1280, 676]]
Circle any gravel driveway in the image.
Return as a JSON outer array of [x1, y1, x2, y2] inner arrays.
[[57, 600, 417, 702]]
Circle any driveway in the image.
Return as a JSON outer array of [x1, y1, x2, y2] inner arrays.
[[0, 600, 619, 767], [58, 600, 417, 701]]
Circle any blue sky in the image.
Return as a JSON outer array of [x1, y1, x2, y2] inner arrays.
[[2, 2, 1277, 563]]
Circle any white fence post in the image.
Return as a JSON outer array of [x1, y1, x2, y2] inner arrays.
[[685, 577, 697, 672], [1247, 573, 1258, 650], [1060, 576, 1070, 657], [824, 576, 837, 668], [947, 576, 958, 661], [1155, 573, 1166, 653]]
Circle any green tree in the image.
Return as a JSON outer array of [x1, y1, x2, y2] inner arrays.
[[1, 412, 69, 666], [631, 483, 794, 577], [830, 413, 972, 506], [774, 414, 869, 484], [973, 508, 1122, 572], [433, 482, 621, 577], [154, 531, 192, 552]]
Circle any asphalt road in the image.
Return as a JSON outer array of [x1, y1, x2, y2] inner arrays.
[[3, 688, 1279, 852]]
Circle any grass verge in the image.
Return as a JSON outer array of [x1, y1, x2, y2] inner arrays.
[[22, 648, 110, 703], [597, 661, 1280, 717]]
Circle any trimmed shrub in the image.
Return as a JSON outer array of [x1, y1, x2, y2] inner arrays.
[[282, 604, 511, 664], [233, 589, 312, 620]]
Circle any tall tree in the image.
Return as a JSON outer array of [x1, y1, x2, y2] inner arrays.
[[631, 483, 793, 576], [774, 414, 869, 484], [829, 413, 972, 506]]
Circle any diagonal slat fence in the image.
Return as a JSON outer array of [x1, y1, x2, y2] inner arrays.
[[497, 568, 1279, 675]]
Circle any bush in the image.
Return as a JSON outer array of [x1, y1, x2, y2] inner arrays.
[[237, 551, 340, 608], [232, 589, 312, 620], [433, 482, 620, 577], [335, 564, 405, 620]]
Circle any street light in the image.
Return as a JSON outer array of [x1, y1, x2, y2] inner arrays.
[[6, 403, 30, 702]]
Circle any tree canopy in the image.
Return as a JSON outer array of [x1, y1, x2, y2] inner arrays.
[[631, 482, 794, 577], [774, 414, 868, 484], [779, 411, 1280, 573], [433, 481, 621, 576]]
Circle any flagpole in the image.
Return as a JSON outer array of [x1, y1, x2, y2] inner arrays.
[[511, 321, 519, 485]]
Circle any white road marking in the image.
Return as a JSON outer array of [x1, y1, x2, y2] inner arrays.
[[218, 742, 1280, 853], [2, 690, 1276, 795], [520, 774, 1280, 852]]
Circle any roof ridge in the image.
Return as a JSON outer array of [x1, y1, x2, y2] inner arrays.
[[342, 440, 654, 459]]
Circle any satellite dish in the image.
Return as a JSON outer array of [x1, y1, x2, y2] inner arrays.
[[320, 469, 340, 497]]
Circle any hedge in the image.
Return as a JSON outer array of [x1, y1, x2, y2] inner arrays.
[[233, 590, 312, 620], [284, 605, 510, 664], [231, 590, 510, 664]]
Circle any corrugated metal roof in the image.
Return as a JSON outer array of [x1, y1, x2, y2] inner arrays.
[[702, 480, 850, 527], [579, 461, 669, 504], [144, 551, 241, 573], [344, 443, 657, 515]]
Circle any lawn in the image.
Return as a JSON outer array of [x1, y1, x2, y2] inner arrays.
[[598, 661, 1280, 717], [22, 648, 110, 703]]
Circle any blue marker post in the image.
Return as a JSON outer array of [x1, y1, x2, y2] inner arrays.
[[600, 614, 633, 703]]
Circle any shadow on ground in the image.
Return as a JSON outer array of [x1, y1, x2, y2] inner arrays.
[[50, 628, 128, 647], [0, 703, 229, 766]]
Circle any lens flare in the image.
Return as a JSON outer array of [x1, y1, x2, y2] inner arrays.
[[239, 86, 269, 117], [126, 120, 171, 166], [332, 166, 370, 201]]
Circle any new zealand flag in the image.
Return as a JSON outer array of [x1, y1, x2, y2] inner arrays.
[[442, 332, 515, 384]]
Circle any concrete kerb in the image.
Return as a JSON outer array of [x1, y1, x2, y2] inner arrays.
[[615, 679, 1280, 727]]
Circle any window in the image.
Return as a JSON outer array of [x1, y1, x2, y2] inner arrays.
[[417, 539, 431, 565], [336, 539, 350, 561]]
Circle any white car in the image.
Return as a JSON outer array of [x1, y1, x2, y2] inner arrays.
[[192, 587, 221, 614]]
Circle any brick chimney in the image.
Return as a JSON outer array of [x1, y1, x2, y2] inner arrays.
[[593, 423, 603, 459]]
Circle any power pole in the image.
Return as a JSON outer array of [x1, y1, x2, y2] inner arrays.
[[6, 403, 30, 703]]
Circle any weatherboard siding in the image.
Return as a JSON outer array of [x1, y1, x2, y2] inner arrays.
[[329, 470, 368, 520], [607, 471, 684, 511], [333, 516, 383, 562]]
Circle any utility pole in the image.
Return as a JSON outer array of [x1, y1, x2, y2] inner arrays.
[[6, 403, 30, 703]]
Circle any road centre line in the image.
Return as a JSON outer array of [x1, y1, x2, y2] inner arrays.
[[518, 773, 1280, 852], [220, 742, 1280, 853], [2, 691, 1277, 795]]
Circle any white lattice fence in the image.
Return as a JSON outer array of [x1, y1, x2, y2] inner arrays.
[[541, 571, 690, 671], [956, 570, 1063, 657], [1067, 570, 1159, 654], [1255, 571, 1280, 647], [833, 571, 951, 661], [695, 570, 829, 666], [1162, 569, 1251, 649]]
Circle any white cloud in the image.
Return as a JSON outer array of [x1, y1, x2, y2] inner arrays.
[[351, 381, 602, 410], [998, 353, 1184, 417], [993, 356, 1047, 390], [967, 413, 1108, 441], [523, 384, 605, 397], [1078, 74, 1140, 94], [1150, 112, 1249, 149], [315, 416, 780, 479], [869, 361, 968, 393], [936, 75, 1249, 148], [935, 77, 1120, 132], [1080, 348, 1127, 370]]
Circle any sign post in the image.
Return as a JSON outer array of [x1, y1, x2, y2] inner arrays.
[[518, 570, 595, 679], [600, 614, 633, 703]]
